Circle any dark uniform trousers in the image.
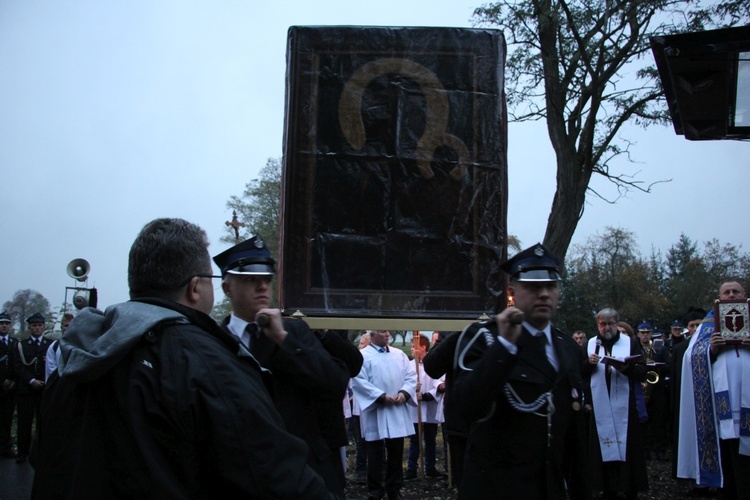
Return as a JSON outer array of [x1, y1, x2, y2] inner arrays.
[[14, 337, 51, 458], [0, 337, 17, 454], [366, 437, 404, 498]]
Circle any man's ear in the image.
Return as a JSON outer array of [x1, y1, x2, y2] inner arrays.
[[221, 279, 231, 297], [184, 276, 202, 306]]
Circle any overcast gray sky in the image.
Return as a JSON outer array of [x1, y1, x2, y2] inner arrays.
[[1, 0, 748, 320]]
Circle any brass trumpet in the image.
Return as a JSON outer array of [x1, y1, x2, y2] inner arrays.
[[643, 340, 659, 401]]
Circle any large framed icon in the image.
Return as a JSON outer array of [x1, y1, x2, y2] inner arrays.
[[279, 26, 508, 327]]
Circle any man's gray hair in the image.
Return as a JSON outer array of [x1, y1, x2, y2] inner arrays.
[[596, 308, 619, 322], [128, 218, 211, 300]]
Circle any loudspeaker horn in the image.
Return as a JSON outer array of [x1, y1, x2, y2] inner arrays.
[[66, 259, 90, 282], [73, 288, 97, 310]]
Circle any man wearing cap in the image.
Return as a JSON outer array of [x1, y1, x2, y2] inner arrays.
[[32, 219, 331, 498], [635, 322, 669, 461], [215, 236, 350, 497], [668, 308, 706, 481], [636, 323, 655, 351], [585, 308, 649, 498], [663, 320, 687, 454], [678, 281, 750, 499], [13, 312, 52, 462], [423, 330, 470, 489], [664, 320, 687, 383], [0, 312, 17, 458], [453, 243, 585, 499], [666, 320, 686, 352]]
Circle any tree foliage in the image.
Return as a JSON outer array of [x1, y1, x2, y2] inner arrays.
[[556, 227, 750, 333], [211, 158, 282, 322], [472, 0, 748, 260], [3, 289, 51, 334], [223, 157, 282, 255]]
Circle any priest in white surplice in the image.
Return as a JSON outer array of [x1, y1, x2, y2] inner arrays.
[[678, 281, 750, 499], [352, 330, 417, 500], [584, 308, 649, 498]]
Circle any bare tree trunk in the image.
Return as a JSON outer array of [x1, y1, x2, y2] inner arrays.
[[535, 0, 594, 262], [544, 152, 592, 262]]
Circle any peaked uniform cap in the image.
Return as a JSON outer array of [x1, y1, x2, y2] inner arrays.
[[26, 312, 46, 324], [637, 322, 652, 331], [0, 311, 10, 323], [213, 235, 276, 277], [501, 243, 561, 282]]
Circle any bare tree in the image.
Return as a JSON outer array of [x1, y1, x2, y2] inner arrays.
[[3, 289, 51, 334], [473, 0, 748, 260]]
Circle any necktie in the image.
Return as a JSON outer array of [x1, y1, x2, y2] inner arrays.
[[535, 332, 547, 348], [243, 323, 259, 348], [535, 332, 558, 371]]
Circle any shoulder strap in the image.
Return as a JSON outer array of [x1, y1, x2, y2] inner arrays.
[[17, 340, 27, 365]]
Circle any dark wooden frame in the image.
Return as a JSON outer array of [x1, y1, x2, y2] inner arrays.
[[280, 26, 508, 320]]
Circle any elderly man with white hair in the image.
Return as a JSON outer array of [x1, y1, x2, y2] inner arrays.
[[585, 307, 649, 499]]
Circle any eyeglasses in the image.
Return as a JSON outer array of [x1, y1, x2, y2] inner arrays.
[[178, 274, 222, 287], [597, 321, 616, 327]]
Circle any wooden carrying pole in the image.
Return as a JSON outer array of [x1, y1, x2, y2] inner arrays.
[[412, 330, 425, 481]]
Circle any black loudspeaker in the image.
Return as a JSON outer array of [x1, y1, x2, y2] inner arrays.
[[73, 288, 97, 310]]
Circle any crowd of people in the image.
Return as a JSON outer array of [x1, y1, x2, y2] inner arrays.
[[0, 220, 747, 499]]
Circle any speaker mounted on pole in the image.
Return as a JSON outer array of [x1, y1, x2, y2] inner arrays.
[[66, 259, 90, 282]]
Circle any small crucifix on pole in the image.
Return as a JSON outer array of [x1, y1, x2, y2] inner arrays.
[[225, 210, 245, 244]]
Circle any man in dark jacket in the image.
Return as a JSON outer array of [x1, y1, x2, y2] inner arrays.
[[215, 237, 351, 497], [314, 329, 363, 488], [423, 331, 468, 488], [14, 312, 52, 463], [453, 243, 584, 500], [0, 312, 17, 458], [32, 218, 331, 499]]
